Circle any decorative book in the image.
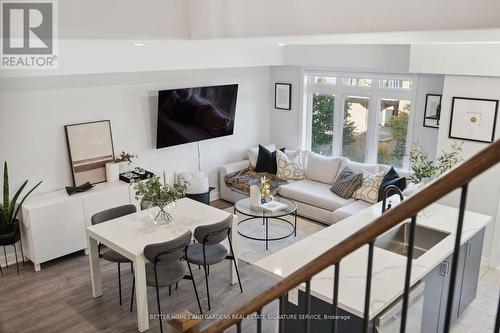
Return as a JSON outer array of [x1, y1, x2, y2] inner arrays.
[[260, 201, 288, 212]]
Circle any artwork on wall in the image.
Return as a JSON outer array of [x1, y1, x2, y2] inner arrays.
[[275, 83, 292, 110], [449, 97, 499, 143], [423, 94, 442, 128], [65, 120, 115, 186]]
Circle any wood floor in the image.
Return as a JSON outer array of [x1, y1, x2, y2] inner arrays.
[[0, 200, 280, 333]]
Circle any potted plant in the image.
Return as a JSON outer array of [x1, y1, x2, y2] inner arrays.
[[115, 151, 138, 173], [408, 141, 463, 185], [133, 176, 186, 224], [0, 162, 42, 246]]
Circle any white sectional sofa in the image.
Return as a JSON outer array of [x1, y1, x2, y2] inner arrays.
[[219, 147, 412, 225]]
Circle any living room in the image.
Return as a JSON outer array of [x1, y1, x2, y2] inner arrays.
[[1, 1, 499, 333]]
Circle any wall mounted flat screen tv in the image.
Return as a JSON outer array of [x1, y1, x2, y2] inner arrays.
[[156, 84, 238, 149]]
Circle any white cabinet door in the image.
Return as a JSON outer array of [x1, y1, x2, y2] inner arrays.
[[83, 183, 132, 228], [26, 198, 86, 264]]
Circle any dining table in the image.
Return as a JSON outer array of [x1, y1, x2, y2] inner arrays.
[[86, 197, 239, 332]]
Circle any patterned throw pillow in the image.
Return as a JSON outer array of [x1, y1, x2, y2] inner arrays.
[[353, 171, 387, 204], [276, 150, 306, 180], [329, 167, 363, 199]]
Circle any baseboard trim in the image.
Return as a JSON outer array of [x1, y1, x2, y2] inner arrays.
[[210, 190, 220, 202]]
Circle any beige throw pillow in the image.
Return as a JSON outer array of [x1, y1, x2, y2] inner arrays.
[[276, 150, 306, 180], [352, 171, 386, 204]]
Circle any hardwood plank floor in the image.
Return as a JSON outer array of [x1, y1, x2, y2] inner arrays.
[[0, 200, 280, 333]]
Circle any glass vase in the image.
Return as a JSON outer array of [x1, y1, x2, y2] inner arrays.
[[149, 201, 176, 225]]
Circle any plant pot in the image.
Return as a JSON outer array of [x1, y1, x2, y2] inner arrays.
[[0, 220, 21, 246]]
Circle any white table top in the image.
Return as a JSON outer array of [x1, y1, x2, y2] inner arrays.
[[255, 200, 491, 319], [87, 197, 232, 259]]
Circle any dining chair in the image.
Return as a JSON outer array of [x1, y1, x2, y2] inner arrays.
[[131, 230, 202, 333], [185, 215, 243, 310], [91, 204, 137, 306]]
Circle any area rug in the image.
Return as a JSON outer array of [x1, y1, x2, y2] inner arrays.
[[222, 207, 325, 265]]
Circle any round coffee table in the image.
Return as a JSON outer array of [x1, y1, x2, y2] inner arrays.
[[234, 197, 297, 250]]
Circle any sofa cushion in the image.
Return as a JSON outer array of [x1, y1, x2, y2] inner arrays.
[[248, 143, 276, 168], [378, 164, 412, 178], [352, 171, 386, 204], [305, 152, 343, 184], [255, 145, 285, 174], [279, 179, 355, 211], [331, 200, 372, 224], [378, 167, 407, 201], [337, 158, 379, 178], [276, 150, 306, 180], [330, 167, 363, 199]]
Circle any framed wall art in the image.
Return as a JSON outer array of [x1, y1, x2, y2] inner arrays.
[[423, 94, 442, 128], [449, 97, 499, 143], [275, 83, 292, 110], [65, 120, 115, 186]]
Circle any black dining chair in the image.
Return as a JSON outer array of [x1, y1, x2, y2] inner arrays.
[[130, 230, 202, 333], [91, 204, 137, 306], [185, 215, 243, 310]]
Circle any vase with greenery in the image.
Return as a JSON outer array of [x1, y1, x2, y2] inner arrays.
[[0, 162, 42, 243], [133, 176, 186, 224], [409, 141, 463, 185], [115, 151, 138, 173]]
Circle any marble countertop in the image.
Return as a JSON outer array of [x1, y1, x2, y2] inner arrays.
[[255, 200, 491, 319]]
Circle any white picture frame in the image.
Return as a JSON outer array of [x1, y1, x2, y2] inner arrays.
[[275, 83, 291, 110], [449, 97, 499, 143]]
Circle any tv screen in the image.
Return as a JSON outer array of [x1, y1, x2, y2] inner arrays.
[[156, 84, 238, 149]]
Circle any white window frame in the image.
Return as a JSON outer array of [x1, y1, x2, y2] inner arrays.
[[302, 70, 416, 169]]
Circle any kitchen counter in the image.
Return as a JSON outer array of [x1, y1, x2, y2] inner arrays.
[[255, 201, 491, 320]]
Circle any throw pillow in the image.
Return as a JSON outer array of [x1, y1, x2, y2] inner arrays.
[[305, 152, 343, 184], [248, 143, 276, 168], [330, 167, 363, 199], [378, 167, 407, 201], [352, 171, 386, 204], [255, 145, 285, 174], [276, 150, 306, 180]]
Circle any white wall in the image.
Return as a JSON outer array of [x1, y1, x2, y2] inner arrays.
[[411, 75, 444, 159], [284, 45, 411, 73], [410, 44, 500, 77], [270, 66, 302, 149], [436, 75, 500, 266], [188, 0, 500, 39], [0, 67, 272, 194], [59, 0, 190, 39]]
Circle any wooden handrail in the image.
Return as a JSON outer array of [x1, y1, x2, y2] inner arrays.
[[176, 140, 500, 333]]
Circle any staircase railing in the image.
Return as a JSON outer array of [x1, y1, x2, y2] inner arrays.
[[170, 140, 500, 333]]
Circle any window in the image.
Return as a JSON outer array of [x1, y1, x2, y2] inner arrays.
[[311, 93, 335, 156], [305, 72, 414, 169], [343, 96, 369, 162], [377, 99, 411, 168], [380, 79, 412, 89], [342, 77, 373, 87]]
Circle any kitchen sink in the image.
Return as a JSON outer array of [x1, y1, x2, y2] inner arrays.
[[374, 222, 450, 259]]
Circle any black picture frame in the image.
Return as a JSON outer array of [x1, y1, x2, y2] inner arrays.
[[275, 83, 292, 110], [449, 97, 499, 144], [64, 120, 115, 186], [423, 94, 442, 128]]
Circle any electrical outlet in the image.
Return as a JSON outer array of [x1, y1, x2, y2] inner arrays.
[[288, 287, 299, 306]]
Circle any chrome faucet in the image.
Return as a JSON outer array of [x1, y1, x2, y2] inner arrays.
[[381, 185, 404, 213]]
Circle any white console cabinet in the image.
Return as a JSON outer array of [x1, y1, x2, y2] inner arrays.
[[21, 182, 138, 271]]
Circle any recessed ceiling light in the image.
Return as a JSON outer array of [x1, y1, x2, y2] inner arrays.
[[133, 43, 145, 47], [277, 43, 286, 47]]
